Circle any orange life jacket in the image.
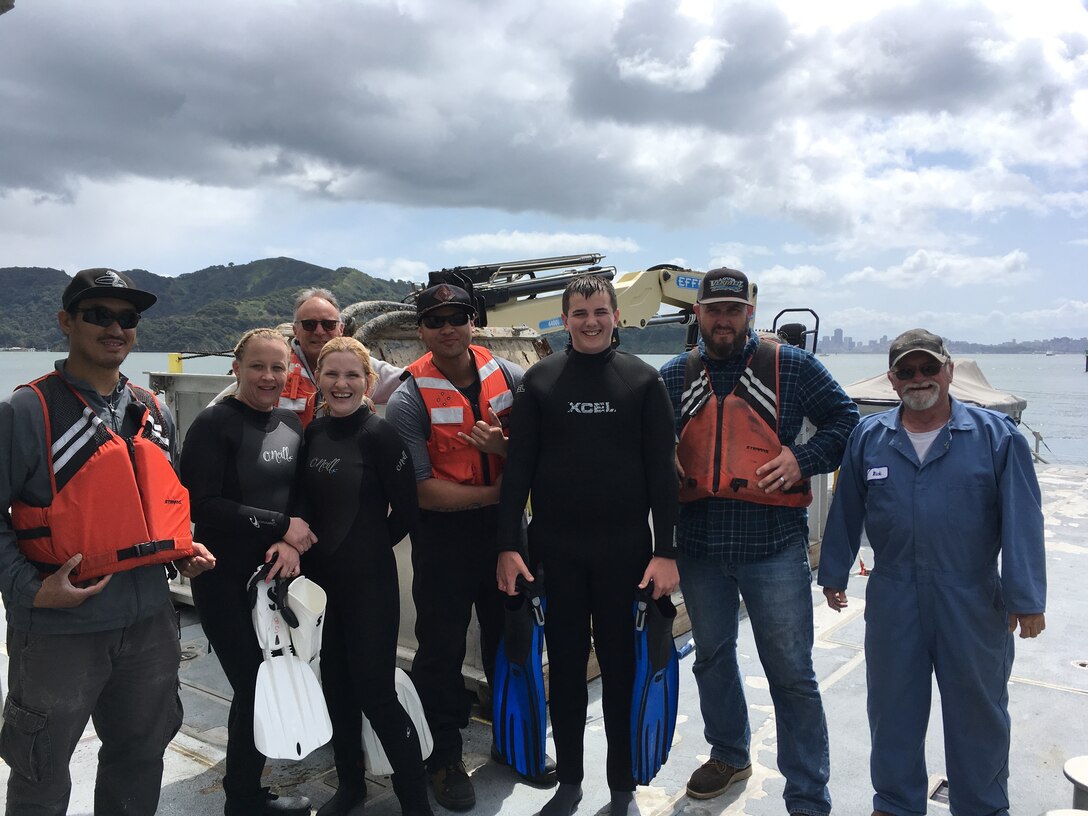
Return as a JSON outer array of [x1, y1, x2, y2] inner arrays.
[[11, 373, 196, 581], [279, 347, 317, 427], [405, 346, 514, 486], [677, 342, 812, 507]]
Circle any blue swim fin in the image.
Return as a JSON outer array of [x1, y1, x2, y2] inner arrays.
[[492, 573, 548, 778], [630, 585, 679, 785]]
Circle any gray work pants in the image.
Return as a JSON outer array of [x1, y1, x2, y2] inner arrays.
[[1, 604, 183, 816]]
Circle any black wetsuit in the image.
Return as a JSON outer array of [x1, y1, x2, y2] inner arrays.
[[298, 406, 428, 810], [179, 398, 303, 807], [496, 347, 678, 791]]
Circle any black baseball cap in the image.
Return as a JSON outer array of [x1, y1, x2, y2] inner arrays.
[[888, 328, 950, 368], [415, 283, 476, 322], [697, 267, 752, 306], [62, 268, 157, 312]]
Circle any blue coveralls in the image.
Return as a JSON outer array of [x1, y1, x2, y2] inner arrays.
[[818, 398, 1045, 816]]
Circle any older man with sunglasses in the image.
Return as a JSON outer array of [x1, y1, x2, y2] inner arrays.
[[387, 283, 554, 811], [280, 287, 403, 424], [819, 328, 1046, 816], [0, 268, 216, 815]]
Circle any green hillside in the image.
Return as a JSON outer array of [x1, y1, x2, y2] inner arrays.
[[0, 259, 414, 352]]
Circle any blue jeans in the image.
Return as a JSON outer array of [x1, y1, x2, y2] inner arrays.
[[678, 544, 831, 816]]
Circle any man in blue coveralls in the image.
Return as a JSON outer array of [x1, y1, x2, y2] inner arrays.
[[819, 328, 1047, 816]]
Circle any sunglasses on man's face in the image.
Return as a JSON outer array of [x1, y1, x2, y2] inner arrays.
[[420, 312, 470, 329], [75, 305, 141, 330], [892, 362, 944, 381], [296, 319, 341, 332]]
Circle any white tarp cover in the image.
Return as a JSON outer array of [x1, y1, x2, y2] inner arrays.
[[843, 358, 1027, 423]]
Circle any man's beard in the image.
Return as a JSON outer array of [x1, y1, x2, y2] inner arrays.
[[701, 326, 746, 360], [900, 384, 941, 411]]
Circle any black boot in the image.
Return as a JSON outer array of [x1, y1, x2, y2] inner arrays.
[[318, 765, 368, 816], [317, 781, 367, 816], [225, 787, 312, 816]]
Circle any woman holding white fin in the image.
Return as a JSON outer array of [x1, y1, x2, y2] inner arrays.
[[180, 328, 317, 816], [298, 336, 431, 816]]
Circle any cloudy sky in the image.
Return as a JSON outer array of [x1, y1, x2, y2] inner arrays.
[[2, 0, 1086, 344]]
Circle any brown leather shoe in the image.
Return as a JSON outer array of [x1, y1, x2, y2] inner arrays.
[[685, 759, 753, 800]]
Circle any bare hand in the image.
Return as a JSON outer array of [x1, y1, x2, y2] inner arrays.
[[755, 447, 801, 493], [176, 541, 216, 579], [32, 554, 112, 608], [638, 557, 679, 598], [674, 452, 685, 485], [283, 516, 317, 553], [497, 551, 533, 595], [265, 542, 301, 581], [822, 586, 849, 612], [1008, 612, 1045, 638], [458, 408, 509, 457]]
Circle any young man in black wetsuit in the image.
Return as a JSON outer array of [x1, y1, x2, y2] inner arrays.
[[496, 276, 679, 816]]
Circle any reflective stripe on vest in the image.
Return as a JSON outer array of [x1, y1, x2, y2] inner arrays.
[[405, 346, 513, 486]]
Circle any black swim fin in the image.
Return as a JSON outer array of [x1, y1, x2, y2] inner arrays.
[[630, 584, 679, 785], [492, 573, 548, 778]]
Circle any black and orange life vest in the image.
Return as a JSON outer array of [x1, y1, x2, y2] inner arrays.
[[405, 346, 514, 486], [677, 342, 811, 507], [11, 373, 195, 581]]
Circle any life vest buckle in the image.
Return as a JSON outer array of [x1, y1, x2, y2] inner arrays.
[[729, 478, 748, 493]]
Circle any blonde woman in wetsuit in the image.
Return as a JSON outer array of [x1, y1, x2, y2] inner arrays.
[[179, 328, 317, 816], [298, 336, 431, 816]]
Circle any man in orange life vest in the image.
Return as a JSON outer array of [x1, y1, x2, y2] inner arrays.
[[659, 268, 858, 816], [387, 283, 554, 811], [0, 268, 216, 815]]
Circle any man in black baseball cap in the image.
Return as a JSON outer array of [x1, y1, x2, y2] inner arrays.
[[414, 283, 477, 322], [61, 267, 158, 312], [388, 281, 556, 805], [0, 265, 215, 814]]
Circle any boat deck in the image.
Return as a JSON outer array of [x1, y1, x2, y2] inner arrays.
[[2, 463, 1087, 815]]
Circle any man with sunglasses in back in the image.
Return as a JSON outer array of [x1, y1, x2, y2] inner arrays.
[[387, 283, 554, 811], [819, 328, 1046, 816], [0, 268, 215, 815], [280, 287, 404, 423]]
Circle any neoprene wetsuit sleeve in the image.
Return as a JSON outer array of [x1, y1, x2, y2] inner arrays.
[[179, 406, 290, 541], [496, 377, 539, 555], [643, 375, 679, 558], [374, 416, 419, 546]]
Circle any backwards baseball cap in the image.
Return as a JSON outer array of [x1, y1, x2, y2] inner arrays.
[[415, 283, 476, 321], [888, 328, 950, 368], [62, 268, 157, 312], [697, 267, 752, 306]]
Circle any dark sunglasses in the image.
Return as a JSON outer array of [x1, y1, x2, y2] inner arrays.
[[296, 318, 341, 332], [75, 305, 141, 330], [892, 361, 944, 380], [420, 312, 470, 329]]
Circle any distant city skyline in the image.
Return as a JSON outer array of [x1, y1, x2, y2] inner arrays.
[[818, 328, 1088, 354]]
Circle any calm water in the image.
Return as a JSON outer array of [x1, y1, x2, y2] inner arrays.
[[4, 350, 1087, 466]]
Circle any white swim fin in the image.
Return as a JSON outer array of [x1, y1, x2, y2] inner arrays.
[[285, 576, 327, 675], [248, 562, 332, 760], [361, 667, 434, 775]]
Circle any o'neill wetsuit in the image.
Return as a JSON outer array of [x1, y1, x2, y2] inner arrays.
[[179, 398, 304, 809], [298, 405, 430, 812]]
